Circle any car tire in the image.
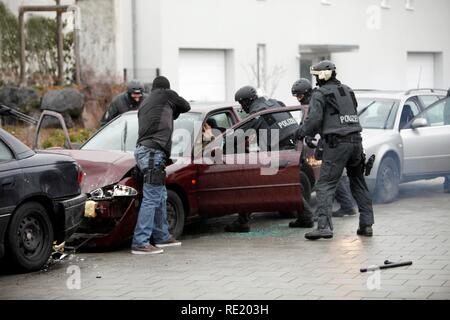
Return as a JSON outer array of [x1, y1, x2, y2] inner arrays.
[[6, 202, 54, 272], [300, 171, 312, 202], [166, 190, 185, 239], [279, 171, 312, 218], [374, 157, 400, 203]]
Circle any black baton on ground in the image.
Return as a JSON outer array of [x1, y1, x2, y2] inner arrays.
[[360, 260, 413, 273]]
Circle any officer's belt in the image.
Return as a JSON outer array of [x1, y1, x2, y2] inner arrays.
[[324, 133, 362, 144]]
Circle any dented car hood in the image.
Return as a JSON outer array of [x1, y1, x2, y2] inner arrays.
[[45, 149, 136, 193]]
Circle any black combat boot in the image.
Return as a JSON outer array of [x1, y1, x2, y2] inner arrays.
[[225, 213, 251, 233], [304, 228, 333, 240], [357, 225, 373, 237], [289, 218, 314, 228], [224, 220, 250, 233]]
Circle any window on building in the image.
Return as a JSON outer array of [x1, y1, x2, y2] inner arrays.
[[257, 44, 266, 92]]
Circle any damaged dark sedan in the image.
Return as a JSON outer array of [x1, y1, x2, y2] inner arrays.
[[35, 104, 317, 250], [0, 128, 86, 272]]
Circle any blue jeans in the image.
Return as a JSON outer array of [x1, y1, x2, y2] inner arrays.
[[132, 145, 170, 247]]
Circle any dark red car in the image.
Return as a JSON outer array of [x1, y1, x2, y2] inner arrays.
[[36, 103, 319, 249]]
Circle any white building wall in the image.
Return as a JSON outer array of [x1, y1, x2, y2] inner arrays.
[[4, 0, 450, 101], [146, 0, 450, 103]]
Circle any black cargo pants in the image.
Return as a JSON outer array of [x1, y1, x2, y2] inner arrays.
[[315, 138, 374, 230]]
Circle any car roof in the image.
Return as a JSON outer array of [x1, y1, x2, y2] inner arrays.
[[122, 102, 239, 116], [0, 128, 35, 160], [189, 101, 239, 113], [354, 89, 447, 100]]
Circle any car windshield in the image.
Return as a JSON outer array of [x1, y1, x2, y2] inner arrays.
[[357, 98, 399, 129], [82, 112, 204, 157]]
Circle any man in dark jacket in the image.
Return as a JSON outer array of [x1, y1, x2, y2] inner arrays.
[[100, 80, 147, 126], [131, 76, 191, 255]]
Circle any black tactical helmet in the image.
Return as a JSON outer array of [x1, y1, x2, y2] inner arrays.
[[234, 86, 258, 103], [291, 78, 312, 96], [310, 60, 336, 72]]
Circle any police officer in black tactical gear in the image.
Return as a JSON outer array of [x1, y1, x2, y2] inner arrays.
[[224, 85, 312, 232], [288, 79, 315, 228], [295, 60, 374, 240], [100, 80, 147, 126]]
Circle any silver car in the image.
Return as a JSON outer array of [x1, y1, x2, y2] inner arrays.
[[356, 89, 450, 203]]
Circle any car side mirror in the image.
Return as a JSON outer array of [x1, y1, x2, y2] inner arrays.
[[71, 143, 81, 150], [410, 118, 428, 129]]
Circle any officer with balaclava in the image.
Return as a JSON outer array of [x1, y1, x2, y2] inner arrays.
[[295, 60, 374, 240], [100, 80, 147, 126]]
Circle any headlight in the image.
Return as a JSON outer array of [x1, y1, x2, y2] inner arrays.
[[89, 184, 138, 200]]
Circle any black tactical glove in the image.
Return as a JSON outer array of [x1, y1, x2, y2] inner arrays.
[[305, 136, 317, 149]]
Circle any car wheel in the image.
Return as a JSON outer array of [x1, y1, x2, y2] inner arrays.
[[375, 157, 400, 203], [279, 171, 312, 218], [166, 190, 185, 239], [6, 202, 53, 272]]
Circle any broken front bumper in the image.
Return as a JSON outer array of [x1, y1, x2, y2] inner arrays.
[[56, 193, 87, 240]]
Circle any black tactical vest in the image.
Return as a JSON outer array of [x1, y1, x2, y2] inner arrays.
[[249, 97, 298, 150], [316, 83, 362, 136]]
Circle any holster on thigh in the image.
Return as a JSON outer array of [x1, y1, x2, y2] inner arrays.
[[144, 168, 166, 185], [144, 150, 166, 185]]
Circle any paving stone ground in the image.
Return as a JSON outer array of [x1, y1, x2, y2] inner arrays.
[[1, 178, 449, 300]]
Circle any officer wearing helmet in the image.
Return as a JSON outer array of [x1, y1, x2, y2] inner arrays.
[[291, 79, 358, 223], [224, 85, 312, 232], [100, 80, 147, 126], [295, 60, 374, 240]]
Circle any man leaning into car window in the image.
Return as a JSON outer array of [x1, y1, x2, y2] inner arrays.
[[131, 76, 191, 255]]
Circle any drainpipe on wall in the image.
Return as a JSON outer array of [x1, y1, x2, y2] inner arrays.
[[67, 4, 81, 85], [131, 0, 137, 80]]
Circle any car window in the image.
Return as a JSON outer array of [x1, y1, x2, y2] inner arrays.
[[0, 140, 14, 162], [224, 110, 298, 154], [235, 107, 249, 120], [418, 97, 450, 127], [404, 98, 421, 116], [208, 112, 233, 130], [82, 112, 204, 157], [418, 95, 440, 108], [400, 99, 421, 129], [358, 99, 399, 129], [82, 113, 134, 152]]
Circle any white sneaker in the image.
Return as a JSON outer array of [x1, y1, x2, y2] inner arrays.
[[155, 237, 182, 248], [131, 244, 164, 255]]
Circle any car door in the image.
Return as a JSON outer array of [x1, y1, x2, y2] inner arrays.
[[193, 109, 247, 216], [196, 108, 303, 217], [0, 138, 24, 217], [33, 110, 73, 150], [401, 97, 450, 176]]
